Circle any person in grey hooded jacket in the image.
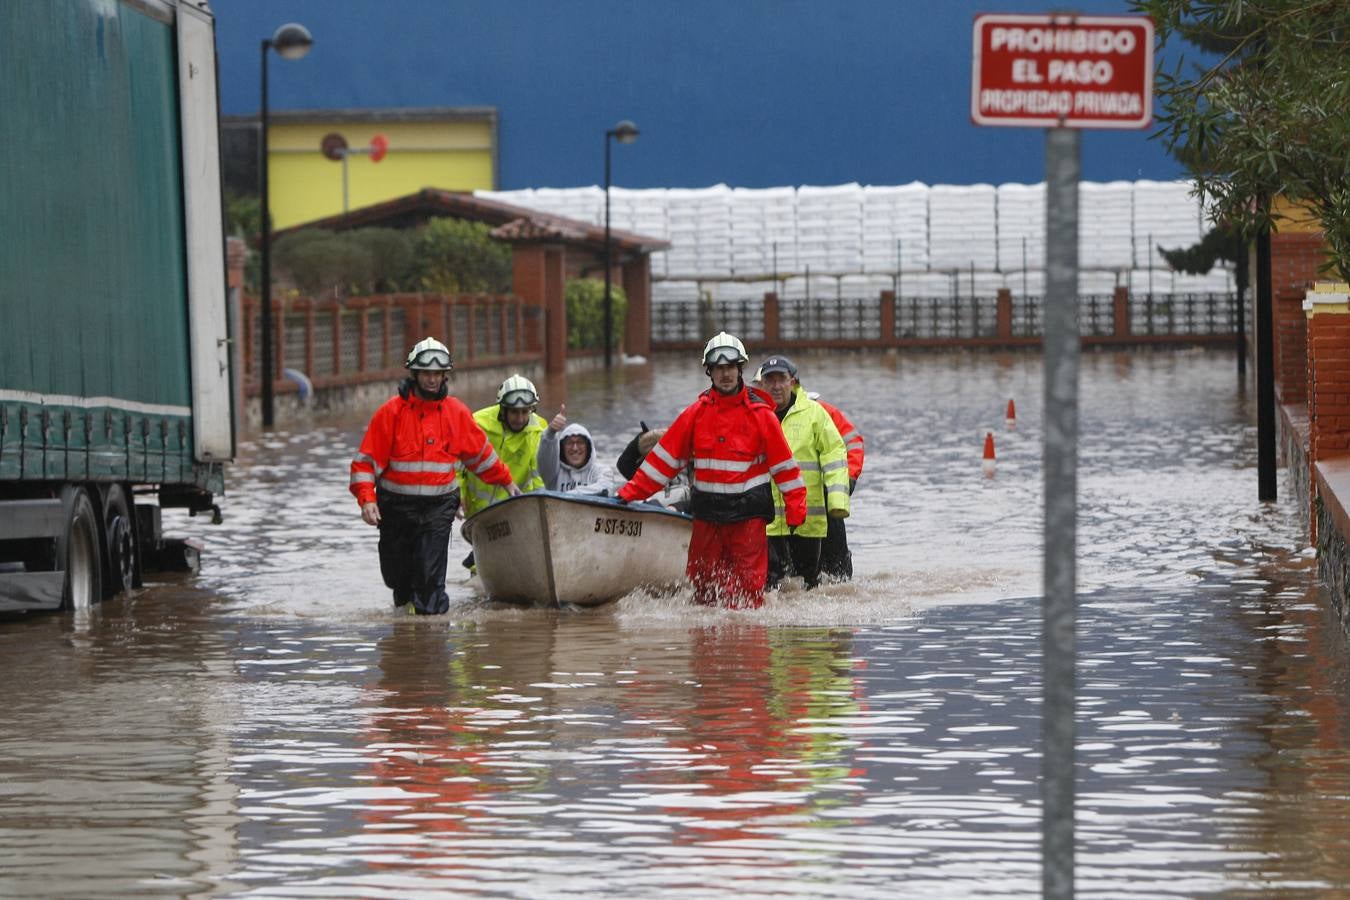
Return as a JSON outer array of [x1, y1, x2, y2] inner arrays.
[[538, 405, 614, 495]]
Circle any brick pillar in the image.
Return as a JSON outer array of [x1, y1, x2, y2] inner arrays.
[[397, 293, 424, 354], [357, 297, 370, 372], [622, 258, 652, 357], [511, 244, 549, 353], [272, 296, 285, 385], [1305, 283, 1350, 539], [544, 248, 567, 375], [1271, 231, 1327, 404], [764, 292, 780, 344], [996, 288, 1013, 341], [1112, 285, 1130, 338], [463, 295, 478, 362], [880, 290, 896, 345], [1307, 286, 1350, 461], [303, 300, 316, 376]]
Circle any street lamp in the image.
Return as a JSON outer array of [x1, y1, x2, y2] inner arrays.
[[603, 119, 639, 368], [258, 22, 313, 428]]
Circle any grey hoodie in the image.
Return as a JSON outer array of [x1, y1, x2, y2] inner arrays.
[[538, 423, 614, 495]]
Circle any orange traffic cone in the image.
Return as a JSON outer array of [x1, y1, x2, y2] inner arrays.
[[982, 431, 996, 478], [1006, 398, 1017, 430]]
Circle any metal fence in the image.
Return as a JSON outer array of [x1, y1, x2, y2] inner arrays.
[[782, 295, 879, 341], [651, 291, 1238, 346], [651, 299, 767, 343], [1129, 292, 1238, 336], [242, 293, 542, 393], [895, 295, 1001, 340]]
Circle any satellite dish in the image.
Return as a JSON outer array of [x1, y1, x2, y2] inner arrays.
[[369, 133, 389, 163], [320, 132, 348, 161]]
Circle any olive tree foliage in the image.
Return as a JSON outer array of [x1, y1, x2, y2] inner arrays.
[[1131, 0, 1350, 277]]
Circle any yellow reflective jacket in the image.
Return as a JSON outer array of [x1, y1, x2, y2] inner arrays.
[[767, 386, 850, 538], [459, 405, 547, 516]]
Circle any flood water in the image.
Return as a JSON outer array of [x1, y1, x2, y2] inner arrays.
[[4, 348, 1350, 898]]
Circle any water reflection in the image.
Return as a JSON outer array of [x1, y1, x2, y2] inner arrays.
[[5, 350, 1350, 896]]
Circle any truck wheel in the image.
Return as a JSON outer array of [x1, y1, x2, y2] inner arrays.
[[58, 486, 102, 612], [104, 484, 139, 595]]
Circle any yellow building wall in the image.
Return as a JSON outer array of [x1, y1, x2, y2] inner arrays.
[[1273, 195, 1324, 234], [267, 119, 495, 230]]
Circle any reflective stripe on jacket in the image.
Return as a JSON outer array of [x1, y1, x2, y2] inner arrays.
[[815, 398, 864, 482], [349, 390, 512, 506], [617, 384, 807, 526], [767, 386, 850, 538], [459, 405, 547, 516]]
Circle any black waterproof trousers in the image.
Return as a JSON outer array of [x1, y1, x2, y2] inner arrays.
[[767, 534, 823, 590], [819, 516, 853, 581], [376, 489, 459, 615]]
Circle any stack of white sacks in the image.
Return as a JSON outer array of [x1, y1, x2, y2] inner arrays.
[[995, 182, 1046, 297], [1078, 182, 1134, 293], [476, 180, 1234, 304], [1132, 180, 1212, 294]]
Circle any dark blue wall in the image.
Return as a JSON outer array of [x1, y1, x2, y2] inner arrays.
[[214, 0, 1186, 189]]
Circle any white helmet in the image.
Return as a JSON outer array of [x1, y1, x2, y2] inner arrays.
[[497, 374, 539, 408], [405, 337, 453, 371], [702, 331, 748, 368]]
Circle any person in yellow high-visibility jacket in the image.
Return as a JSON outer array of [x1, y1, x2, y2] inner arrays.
[[459, 374, 548, 570], [757, 355, 850, 590]]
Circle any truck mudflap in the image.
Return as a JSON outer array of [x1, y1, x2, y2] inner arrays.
[[158, 483, 220, 520]]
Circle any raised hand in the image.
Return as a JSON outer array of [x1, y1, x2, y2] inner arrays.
[[549, 404, 567, 432]]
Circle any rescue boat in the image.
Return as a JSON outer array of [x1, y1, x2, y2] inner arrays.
[[460, 491, 693, 607]]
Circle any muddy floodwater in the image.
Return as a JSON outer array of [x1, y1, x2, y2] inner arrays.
[[4, 349, 1350, 898]]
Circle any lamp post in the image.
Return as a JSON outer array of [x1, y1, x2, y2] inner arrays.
[[603, 119, 639, 369], [258, 22, 313, 428]]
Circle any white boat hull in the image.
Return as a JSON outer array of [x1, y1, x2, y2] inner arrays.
[[461, 491, 693, 607]]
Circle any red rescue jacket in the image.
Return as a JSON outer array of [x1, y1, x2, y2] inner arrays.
[[816, 399, 865, 482], [350, 387, 513, 506], [618, 384, 807, 526]]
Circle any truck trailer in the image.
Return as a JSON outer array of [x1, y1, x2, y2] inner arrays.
[[0, 0, 232, 612]]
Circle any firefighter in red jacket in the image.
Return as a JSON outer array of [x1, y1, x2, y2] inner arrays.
[[350, 338, 520, 615], [616, 332, 807, 609]]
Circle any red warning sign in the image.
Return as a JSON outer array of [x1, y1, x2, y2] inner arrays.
[[972, 14, 1154, 129]]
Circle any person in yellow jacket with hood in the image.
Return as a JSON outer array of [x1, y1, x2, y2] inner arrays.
[[756, 355, 850, 590], [459, 374, 548, 570]]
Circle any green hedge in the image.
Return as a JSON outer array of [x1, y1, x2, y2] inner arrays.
[[270, 217, 512, 298], [565, 278, 627, 350], [414, 218, 512, 295]]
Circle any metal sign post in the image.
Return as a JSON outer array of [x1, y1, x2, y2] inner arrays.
[[971, 13, 1154, 898], [1042, 124, 1079, 898]]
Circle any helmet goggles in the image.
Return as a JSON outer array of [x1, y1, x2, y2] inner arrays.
[[499, 389, 538, 408], [408, 348, 453, 371], [704, 346, 746, 367]]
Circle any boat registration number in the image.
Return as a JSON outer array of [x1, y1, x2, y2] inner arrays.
[[595, 516, 642, 537], [483, 521, 512, 541]]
